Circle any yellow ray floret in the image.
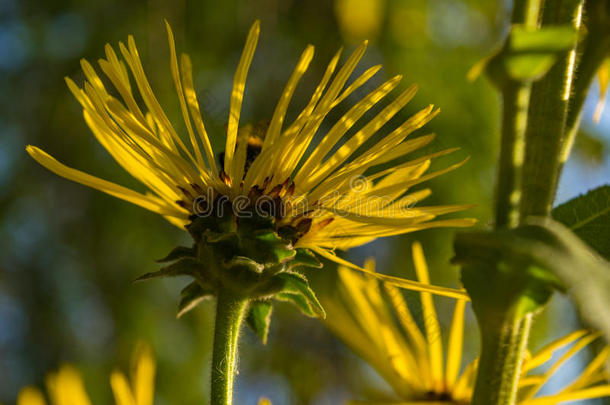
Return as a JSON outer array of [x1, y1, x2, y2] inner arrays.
[[321, 242, 610, 404], [27, 21, 475, 295], [17, 343, 155, 405]]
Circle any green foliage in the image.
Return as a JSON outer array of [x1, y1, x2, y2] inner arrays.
[[135, 257, 204, 281], [275, 272, 325, 319], [552, 185, 610, 259], [156, 246, 196, 263], [288, 248, 323, 271], [477, 25, 578, 85], [137, 206, 326, 344], [456, 232, 557, 325], [177, 282, 214, 318], [457, 218, 610, 341], [246, 301, 273, 344]]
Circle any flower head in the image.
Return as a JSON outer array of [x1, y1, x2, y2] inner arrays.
[[17, 343, 155, 405], [321, 242, 610, 404], [27, 21, 473, 265], [26, 21, 474, 331]]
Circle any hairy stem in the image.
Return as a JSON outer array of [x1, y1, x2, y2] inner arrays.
[[471, 1, 541, 404], [519, 0, 584, 218], [472, 313, 533, 405], [561, 0, 610, 165], [211, 290, 249, 405], [495, 84, 530, 228]]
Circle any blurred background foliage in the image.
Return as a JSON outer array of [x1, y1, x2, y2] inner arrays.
[[0, 0, 608, 403]]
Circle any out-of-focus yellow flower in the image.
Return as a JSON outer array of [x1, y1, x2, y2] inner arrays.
[[26, 21, 475, 296], [322, 242, 610, 404], [257, 397, 272, 405], [17, 344, 155, 405], [335, 0, 385, 41]]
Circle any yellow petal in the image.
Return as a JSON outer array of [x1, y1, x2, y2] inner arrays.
[[225, 21, 260, 182], [264, 45, 315, 148], [523, 329, 589, 373], [309, 247, 470, 300], [445, 299, 467, 389], [521, 385, 610, 405], [133, 344, 155, 405], [17, 387, 47, 405], [26, 146, 185, 219], [110, 372, 136, 405], [180, 54, 217, 175], [165, 21, 206, 171], [412, 242, 444, 392]]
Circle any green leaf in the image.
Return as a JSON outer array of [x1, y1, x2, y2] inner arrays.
[[177, 281, 214, 318], [275, 272, 325, 318], [456, 218, 610, 341], [156, 245, 195, 263], [289, 248, 323, 270], [552, 185, 610, 259], [276, 292, 317, 317], [135, 257, 203, 282], [224, 256, 264, 274], [253, 231, 296, 263], [246, 301, 273, 344], [238, 230, 296, 266]]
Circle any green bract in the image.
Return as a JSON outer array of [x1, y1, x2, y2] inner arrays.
[[137, 198, 325, 343]]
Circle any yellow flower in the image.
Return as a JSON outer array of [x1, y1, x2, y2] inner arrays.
[[321, 242, 610, 404], [26, 21, 473, 291], [17, 344, 155, 405]]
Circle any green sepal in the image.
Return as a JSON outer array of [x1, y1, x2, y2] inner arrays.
[[224, 256, 265, 274], [288, 248, 323, 270], [246, 300, 273, 344], [177, 281, 214, 318], [275, 272, 325, 318], [246, 230, 296, 265], [135, 257, 204, 282], [156, 245, 195, 263]]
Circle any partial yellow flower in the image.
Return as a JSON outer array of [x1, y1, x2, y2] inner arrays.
[[321, 242, 610, 404], [17, 344, 155, 405], [26, 20, 474, 294]]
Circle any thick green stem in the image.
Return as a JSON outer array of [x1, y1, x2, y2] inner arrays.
[[471, 1, 540, 404], [211, 290, 249, 405], [561, 0, 610, 165], [472, 313, 533, 405], [495, 84, 530, 228], [519, 0, 583, 218]]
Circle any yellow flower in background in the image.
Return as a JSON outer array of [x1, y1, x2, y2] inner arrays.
[[17, 344, 155, 405], [26, 20, 474, 294], [335, 0, 385, 41], [321, 242, 610, 404]]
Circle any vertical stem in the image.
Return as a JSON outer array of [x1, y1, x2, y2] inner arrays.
[[519, 0, 584, 218], [561, 0, 610, 165], [211, 290, 249, 405], [471, 1, 542, 404], [495, 85, 530, 228], [494, 0, 541, 229], [472, 314, 533, 405]]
